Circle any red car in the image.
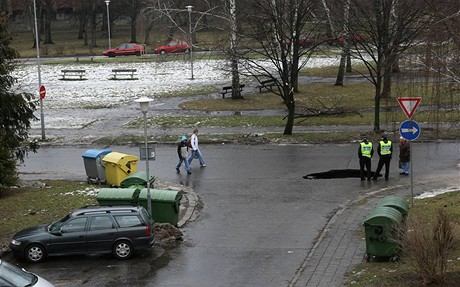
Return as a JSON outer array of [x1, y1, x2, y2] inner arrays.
[[154, 40, 190, 55], [103, 43, 145, 57], [329, 33, 365, 45]]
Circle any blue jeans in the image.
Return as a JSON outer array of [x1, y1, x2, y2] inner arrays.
[[401, 162, 409, 174], [176, 157, 191, 172], [188, 149, 206, 166]]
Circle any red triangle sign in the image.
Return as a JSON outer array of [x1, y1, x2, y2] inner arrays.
[[397, 97, 422, 119]]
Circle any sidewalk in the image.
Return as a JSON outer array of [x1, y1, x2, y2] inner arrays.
[[289, 177, 459, 287]]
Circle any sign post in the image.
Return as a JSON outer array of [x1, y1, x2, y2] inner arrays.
[[397, 97, 422, 206]]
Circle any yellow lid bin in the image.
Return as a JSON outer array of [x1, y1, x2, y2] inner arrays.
[[102, 152, 139, 187]]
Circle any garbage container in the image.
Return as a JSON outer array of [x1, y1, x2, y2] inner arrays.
[[138, 189, 183, 226], [102, 152, 139, 187], [376, 196, 409, 217], [82, 149, 112, 183], [120, 171, 155, 188], [363, 206, 403, 259], [96, 187, 140, 206]]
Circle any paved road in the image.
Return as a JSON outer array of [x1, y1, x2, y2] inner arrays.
[[13, 142, 459, 286]]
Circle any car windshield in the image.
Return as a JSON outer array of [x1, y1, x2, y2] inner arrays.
[[0, 260, 37, 286], [48, 214, 71, 232]]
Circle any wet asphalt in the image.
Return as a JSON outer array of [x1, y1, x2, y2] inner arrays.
[[13, 142, 460, 286], [9, 70, 460, 286]]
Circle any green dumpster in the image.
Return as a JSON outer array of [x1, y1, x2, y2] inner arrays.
[[138, 189, 183, 226], [364, 206, 403, 259], [96, 187, 140, 206], [120, 171, 155, 188], [376, 196, 409, 217]]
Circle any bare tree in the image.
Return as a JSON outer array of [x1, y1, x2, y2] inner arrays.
[[238, 0, 319, 135], [343, 0, 431, 132]]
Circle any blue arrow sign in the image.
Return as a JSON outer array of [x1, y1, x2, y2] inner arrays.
[[400, 120, 421, 141]]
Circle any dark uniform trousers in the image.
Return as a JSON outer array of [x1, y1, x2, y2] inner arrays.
[[374, 155, 391, 180]]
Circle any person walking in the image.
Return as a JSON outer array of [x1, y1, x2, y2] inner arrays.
[[372, 136, 393, 181], [358, 137, 374, 181], [188, 129, 206, 167], [399, 137, 410, 175], [176, 136, 191, 174]]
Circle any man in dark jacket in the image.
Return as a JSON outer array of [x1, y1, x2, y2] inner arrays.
[[358, 138, 374, 181], [176, 136, 191, 174], [373, 136, 393, 181]]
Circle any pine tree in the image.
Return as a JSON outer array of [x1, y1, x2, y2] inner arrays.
[[0, 12, 38, 186]]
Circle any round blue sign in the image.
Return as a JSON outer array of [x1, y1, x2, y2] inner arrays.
[[399, 120, 421, 141]]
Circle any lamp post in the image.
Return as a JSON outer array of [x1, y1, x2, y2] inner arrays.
[[185, 5, 194, 80], [32, 0, 45, 140], [105, 0, 111, 49], [134, 97, 153, 216]]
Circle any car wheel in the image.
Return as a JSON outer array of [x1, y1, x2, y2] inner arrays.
[[25, 244, 46, 263], [108, 52, 116, 57], [160, 50, 166, 55], [136, 51, 141, 56], [113, 240, 133, 260], [185, 48, 190, 54]]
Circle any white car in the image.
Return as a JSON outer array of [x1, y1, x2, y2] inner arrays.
[[0, 260, 54, 287]]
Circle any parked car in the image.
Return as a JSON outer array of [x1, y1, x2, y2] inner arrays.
[[328, 33, 365, 45], [154, 40, 190, 54], [103, 43, 145, 57], [10, 205, 155, 263], [0, 259, 54, 286]]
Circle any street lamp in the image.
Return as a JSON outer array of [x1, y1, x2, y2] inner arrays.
[[134, 97, 153, 216], [32, 0, 45, 140], [105, 0, 111, 49], [186, 5, 194, 80]]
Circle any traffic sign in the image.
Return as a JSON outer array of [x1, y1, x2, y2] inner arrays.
[[39, 85, 46, 99], [400, 120, 421, 141], [397, 97, 421, 119]]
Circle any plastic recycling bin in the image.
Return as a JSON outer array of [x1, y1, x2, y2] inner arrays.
[[102, 152, 139, 187], [376, 196, 409, 217], [82, 149, 112, 183], [120, 171, 155, 188], [363, 206, 403, 259], [138, 189, 183, 226], [96, 187, 141, 206]]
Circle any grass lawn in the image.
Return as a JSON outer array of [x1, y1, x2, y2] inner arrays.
[[345, 190, 460, 287]]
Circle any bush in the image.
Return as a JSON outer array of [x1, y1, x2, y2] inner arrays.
[[0, 144, 18, 186], [395, 208, 457, 286]]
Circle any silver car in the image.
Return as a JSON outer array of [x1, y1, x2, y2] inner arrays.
[[0, 259, 54, 286]]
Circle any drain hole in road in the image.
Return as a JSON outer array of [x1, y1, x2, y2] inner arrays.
[[303, 169, 381, 179]]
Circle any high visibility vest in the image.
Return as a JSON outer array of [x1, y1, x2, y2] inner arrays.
[[360, 142, 372, 158], [380, 140, 392, 155]]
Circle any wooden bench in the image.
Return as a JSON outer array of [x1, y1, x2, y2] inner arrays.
[[220, 84, 245, 98], [60, 69, 86, 80], [75, 54, 94, 62], [256, 79, 277, 92], [110, 69, 138, 80]]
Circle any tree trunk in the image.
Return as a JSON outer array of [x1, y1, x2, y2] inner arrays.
[[130, 14, 138, 43], [284, 87, 295, 135], [335, 0, 351, 85], [43, 2, 53, 44], [230, 0, 242, 99], [374, 78, 382, 132], [90, 2, 97, 48]]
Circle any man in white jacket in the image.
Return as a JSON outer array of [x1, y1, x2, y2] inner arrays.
[[188, 129, 206, 167]]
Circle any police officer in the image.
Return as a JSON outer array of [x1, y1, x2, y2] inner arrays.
[[373, 136, 393, 181], [358, 137, 374, 181]]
